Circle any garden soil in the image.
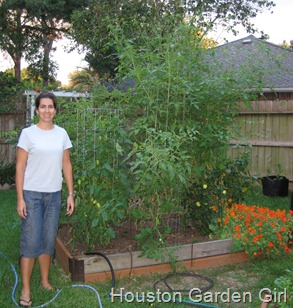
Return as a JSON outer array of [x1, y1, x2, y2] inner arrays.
[[57, 216, 213, 256]]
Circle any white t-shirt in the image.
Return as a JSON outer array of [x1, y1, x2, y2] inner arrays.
[[17, 124, 72, 192]]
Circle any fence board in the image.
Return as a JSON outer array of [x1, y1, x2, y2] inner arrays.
[[230, 97, 293, 181]]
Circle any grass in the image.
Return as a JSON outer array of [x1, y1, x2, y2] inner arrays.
[[0, 187, 292, 307], [243, 182, 291, 211]]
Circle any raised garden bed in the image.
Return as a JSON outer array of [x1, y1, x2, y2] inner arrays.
[[54, 218, 248, 282]]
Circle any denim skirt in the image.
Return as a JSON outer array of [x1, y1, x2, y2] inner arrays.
[[20, 190, 62, 258]]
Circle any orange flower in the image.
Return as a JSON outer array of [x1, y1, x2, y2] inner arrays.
[[223, 203, 293, 258], [284, 246, 292, 253], [250, 228, 256, 234], [234, 225, 240, 232], [277, 232, 282, 240]]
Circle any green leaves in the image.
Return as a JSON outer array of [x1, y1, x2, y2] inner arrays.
[[59, 108, 131, 249], [59, 20, 263, 260], [274, 269, 293, 308], [185, 152, 256, 234], [128, 129, 192, 196]]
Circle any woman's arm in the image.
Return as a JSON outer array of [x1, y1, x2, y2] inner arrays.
[[15, 147, 28, 219], [62, 149, 75, 216]]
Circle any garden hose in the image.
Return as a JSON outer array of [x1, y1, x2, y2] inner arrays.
[[1, 249, 219, 307], [0, 251, 104, 308], [153, 272, 214, 294], [152, 272, 218, 307], [87, 251, 219, 307], [85, 251, 116, 292]]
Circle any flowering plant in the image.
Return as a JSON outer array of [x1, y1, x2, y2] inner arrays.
[[220, 203, 293, 259], [185, 153, 255, 234], [274, 269, 293, 307]]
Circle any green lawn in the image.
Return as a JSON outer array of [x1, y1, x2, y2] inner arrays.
[[243, 182, 291, 211], [0, 188, 292, 307]]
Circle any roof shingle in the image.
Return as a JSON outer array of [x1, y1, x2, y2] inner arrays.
[[211, 35, 293, 91]]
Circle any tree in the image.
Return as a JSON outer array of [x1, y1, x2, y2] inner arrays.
[[70, 0, 185, 78], [182, 0, 275, 35], [24, 0, 89, 86], [67, 68, 99, 91], [279, 40, 292, 49], [0, 0, 88, 85], [70, 0, 275, 78], [0, 1, 30, 82]]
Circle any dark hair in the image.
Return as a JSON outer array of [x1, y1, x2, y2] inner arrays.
[[35, 92, 57, 110]]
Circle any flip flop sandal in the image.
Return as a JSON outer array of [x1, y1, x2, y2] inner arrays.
[[19, 298, 32, 307]]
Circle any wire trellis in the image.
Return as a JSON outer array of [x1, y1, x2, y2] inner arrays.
[[74, 108, 122, 162]]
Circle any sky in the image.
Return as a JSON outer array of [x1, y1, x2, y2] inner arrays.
[[0, 0, 292, 85], [213, 0, 293, 45]]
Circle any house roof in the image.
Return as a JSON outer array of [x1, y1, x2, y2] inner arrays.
[[211, 35, 293, 92]]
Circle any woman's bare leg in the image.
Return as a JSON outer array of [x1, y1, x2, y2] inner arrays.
[[38, 254, 54, 290], [20, 257, 35, 302]]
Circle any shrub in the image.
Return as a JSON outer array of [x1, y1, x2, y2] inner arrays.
[[274, 269, 293, 307], [0, 162, 15, 185], [185, 153, 256, 234], [0, 72, 24, 110]]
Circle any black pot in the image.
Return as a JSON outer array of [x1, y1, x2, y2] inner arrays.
[[261, 176, 289, 197]]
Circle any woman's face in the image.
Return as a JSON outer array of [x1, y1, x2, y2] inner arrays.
[[36, 98, 56, 123]]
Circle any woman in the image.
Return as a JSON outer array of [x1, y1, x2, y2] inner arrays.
[[16, 92, 75, 307]]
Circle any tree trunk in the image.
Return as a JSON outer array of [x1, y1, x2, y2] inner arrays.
[[42, 36, 54, 87], [42, 18, 56, 87], [13, 8, 23, 82], [13, 54, 21, 82]]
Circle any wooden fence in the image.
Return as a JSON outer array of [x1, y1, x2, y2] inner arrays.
[[1, 95, 293, 182], [228, 94, 293, 181], [0, 112, 25, 163]]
